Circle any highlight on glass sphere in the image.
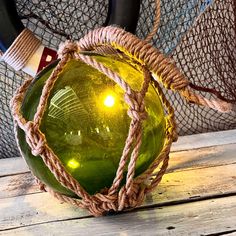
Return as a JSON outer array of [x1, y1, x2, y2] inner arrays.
[[17, 54, 166, 197], [103, 94, 115, 107]]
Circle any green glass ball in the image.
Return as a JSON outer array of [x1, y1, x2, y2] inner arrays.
[[17, 55, 166, 197]]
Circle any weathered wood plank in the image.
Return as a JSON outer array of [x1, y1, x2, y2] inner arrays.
[[1, 195, 236, 236], [1, 143, 236, 199], [0, 173, 39, 199], [0, 192, 89, 231], [171, 129, 236, 152], [155, 163, 236, 205], [168, 143, 236, 173], [0, 157, 29, 177], [1, 163, 236, 231]]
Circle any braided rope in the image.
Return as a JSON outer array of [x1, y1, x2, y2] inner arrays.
[[145, 0, 161, 42], [1, 29, 41, 71]]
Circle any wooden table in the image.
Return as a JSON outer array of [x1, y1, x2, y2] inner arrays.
[[1, 130, 236, 235]]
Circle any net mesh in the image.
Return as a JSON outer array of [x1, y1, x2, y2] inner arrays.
[[0, 0, 235, 158]]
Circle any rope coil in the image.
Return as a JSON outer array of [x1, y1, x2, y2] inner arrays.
[[1, 29, 41, 71]]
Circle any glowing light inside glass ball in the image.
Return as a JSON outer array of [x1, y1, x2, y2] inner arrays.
[[104, 94, 115, 107]]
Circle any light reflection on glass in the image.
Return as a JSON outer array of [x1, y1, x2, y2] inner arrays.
[[48, 86, 89, 123], [104, 94, 115, 107], [67, 158, 80, 169]]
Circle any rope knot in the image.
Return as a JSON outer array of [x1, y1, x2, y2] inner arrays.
[[24, 121, 46, 156], [57, 41, 78, 59], [118, 184, 146, 211], [125, 92, 148, 121]]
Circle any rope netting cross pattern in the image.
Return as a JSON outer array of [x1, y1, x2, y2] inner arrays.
[[1, 0, 236, 159]]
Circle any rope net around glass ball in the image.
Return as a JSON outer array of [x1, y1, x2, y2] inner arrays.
[[10, 26, 177, 216]]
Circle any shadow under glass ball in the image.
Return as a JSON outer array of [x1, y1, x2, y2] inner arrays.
[[17, 55, 166, 197]]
